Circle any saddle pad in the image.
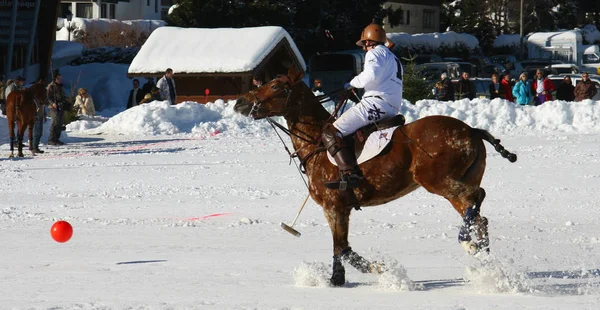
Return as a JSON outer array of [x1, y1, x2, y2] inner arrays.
[[327, 126, 399, 166]]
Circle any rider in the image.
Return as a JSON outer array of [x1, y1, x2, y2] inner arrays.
[[322, 23, 404, 190]]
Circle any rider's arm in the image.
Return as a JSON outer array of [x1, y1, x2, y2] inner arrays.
[[349, 51, 381, 89]]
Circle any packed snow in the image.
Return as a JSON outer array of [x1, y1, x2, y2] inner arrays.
[[1, 90, 600, 308]]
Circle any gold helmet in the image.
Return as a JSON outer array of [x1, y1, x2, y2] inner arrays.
[[356, 23, 387, 46]]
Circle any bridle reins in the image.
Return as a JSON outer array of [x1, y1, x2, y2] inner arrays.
[[250, 78, 349, 175]]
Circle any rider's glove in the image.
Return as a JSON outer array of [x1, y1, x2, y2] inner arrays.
[[344, 82, 353, 90]]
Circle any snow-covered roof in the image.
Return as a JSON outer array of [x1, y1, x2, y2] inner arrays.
[[528, 31, 582, 45], [387, 31, 479, 50], [128, 26, 306, 75]]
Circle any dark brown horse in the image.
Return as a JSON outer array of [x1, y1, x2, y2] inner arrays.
[[6, 82, 47, 158], [234, 67, 517, 286]]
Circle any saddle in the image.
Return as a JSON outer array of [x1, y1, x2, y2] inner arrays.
[[351, 114, 406, 158]]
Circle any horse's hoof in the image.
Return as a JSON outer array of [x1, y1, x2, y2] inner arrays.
[[330, 271, 345, 287], [368, 261, 387, 274], [461, 241, 478, 255], [8, 154, 14, 158], [18, 153, 24, 158]]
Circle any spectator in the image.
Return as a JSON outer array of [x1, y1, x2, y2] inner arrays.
[[142, 77, 154, 96], [489, 73, 507, 100], [157, 68, 177, 105], [512, 72, 533, 106], [501, 72, 514, 102], [532, 69, 555, 105], [0, 78, 7, 115], [574, 72, 598, 101], [46, 73, 67, 146], [31, 78, 46, 154], [74, 87, 96, 116], [252, 76, 263, 89], [311, 79, 323, 93], [4, 76, 25, 99], [556, 76, 575, 101], [456, 72, 475, 100], [127, 79, 144, 109], [139, 86, 162, 104], [434, 72, 454, 101]]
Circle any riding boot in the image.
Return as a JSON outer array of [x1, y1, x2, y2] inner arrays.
[[322, 124, 363, 190]]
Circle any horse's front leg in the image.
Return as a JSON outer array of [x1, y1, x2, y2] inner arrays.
[[458, 188, 489, 254], [28, 123, 35, 156], [323, 201, 351, 286], [17, 123, 25, 157]]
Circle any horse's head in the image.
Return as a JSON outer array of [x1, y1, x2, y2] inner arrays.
[[234, 66, 304, 119], [27, 82, 47, 106]]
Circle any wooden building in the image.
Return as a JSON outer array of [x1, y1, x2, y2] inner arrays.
[[127, 26, 306, 103]]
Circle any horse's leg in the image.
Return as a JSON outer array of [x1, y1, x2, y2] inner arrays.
[[17, 122, 25, 157], [323, 202, 351, 286], [8, 119, 15, 158], [28, 121, 35, 156], [413, 145, 489, 254]]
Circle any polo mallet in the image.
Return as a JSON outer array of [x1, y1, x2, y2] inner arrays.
[[280, 193, 310, 237]]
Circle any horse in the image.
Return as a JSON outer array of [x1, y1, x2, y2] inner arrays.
[[233, 66, 517, 286], [6, 82, 47, 158]]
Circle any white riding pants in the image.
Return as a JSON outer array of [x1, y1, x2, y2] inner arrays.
[[333, 96, 399, 137]]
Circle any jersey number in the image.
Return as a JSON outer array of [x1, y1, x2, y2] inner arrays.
[[394, 57, 403, 80]]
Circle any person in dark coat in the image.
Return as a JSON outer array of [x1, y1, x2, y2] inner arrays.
[[142, 78, 154, 96], [457, 72, 475, 100], [556, 76, 575, 101], [46, 73, 67, 146], [574, 72, 598, 101], [127, 79, 145, 109], [489, 73, 507, 100], [435, 72, 454, 101]]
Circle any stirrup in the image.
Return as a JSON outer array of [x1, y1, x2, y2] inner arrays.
[[324, 172, 363, 190]]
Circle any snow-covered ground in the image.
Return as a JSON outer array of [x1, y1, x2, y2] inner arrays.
[[1, 98, 600, 309]]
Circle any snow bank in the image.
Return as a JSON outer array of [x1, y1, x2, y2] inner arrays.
[[58, 96, 600, 138]]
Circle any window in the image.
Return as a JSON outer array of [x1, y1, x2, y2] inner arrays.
[[155, 0, 158, 13], [406, 10, 410, 25], [59, 3, 73, 18], [101, 4, 107, 18], [147, 0, 150, 5], [77, 3, 93, 18], [110, 4, 116, 19], [161, 0, 173, 5], [422, 9, 436, 30]]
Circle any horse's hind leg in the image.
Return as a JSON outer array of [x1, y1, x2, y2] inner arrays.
[[17, 123, 25, 157], [8, 121, 15, 158]]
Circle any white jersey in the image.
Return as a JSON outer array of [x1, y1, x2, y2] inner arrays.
[[349, 45, 403, 107]]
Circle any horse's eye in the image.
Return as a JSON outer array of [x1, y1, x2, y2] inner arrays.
[[271, 85, 278, 90]]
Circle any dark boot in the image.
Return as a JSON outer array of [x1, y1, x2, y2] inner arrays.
[[322, 124, 363, 190]]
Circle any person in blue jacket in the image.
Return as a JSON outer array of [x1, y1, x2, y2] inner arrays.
[[512, 72, 533, 105]]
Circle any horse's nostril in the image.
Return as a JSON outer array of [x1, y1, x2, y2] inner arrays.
[[234, 98, 249, 114]]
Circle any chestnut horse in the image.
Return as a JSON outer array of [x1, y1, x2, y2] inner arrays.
[[6, 82, 47, 158], [234, 67, 517, 286]]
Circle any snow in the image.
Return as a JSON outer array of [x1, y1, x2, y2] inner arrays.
[[52, 41, 84, 60], [128, 26, 307, 75], [388, 31, 479, 50], [56, 18, 166, 41], [1, 94, 600, 308]]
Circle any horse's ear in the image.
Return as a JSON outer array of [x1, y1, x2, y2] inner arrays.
[[287, 65, 304, 84]]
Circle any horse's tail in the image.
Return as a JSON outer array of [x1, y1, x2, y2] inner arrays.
[[472, 128, 517, 163]]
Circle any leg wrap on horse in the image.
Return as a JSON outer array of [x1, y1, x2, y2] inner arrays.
[[458, 206, 478, 243], [330, 254, 346, 286], [322, 124, 363, 190], [341, 247, 377, 274]]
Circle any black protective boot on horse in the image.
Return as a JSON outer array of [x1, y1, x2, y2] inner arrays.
[[322, 124, 364, 190]]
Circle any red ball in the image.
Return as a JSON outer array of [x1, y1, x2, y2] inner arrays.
[[50, 221, 73, 243]]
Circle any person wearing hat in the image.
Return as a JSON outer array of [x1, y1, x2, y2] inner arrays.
[[321, 23, 403, 190], [4, 76, 25, 100]]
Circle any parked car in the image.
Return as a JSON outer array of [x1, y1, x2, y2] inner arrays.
[[490, 55, 524, 77], [544, 64, 580, 74], [451, 78, 492, 99], [520, 59, 564, 68], [411, 54, 443, 65], [481, 63, 507, 77], [547, 74, 600, 100], [467, 56, 493, 76], [415, 62, 461, 82], [525, 66, 559, 79]]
